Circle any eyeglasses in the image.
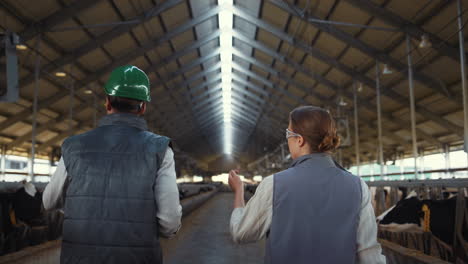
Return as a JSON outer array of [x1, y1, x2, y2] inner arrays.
[[286, 128, 301, 139]]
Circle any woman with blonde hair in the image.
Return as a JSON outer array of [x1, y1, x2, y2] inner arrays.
[[228, 106, 386, 264]]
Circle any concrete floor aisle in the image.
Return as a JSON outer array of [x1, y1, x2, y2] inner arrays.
[[161, 192, 264, 264]]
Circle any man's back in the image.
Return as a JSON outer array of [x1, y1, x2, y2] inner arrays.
[[60, 113, 170, 264]]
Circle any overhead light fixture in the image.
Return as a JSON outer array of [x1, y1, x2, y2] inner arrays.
[[84, 89, 93, 94], [15, 44, 28, 50], [338, 96, 348, 106], [219, 0, 234, 155], [55, 72, 67, 77], [357, 82, 363, 92], [418, 34, 431, 49], [382, 64, 393, 75]]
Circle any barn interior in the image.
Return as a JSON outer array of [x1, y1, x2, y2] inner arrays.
[[0, 0, 467, 263]]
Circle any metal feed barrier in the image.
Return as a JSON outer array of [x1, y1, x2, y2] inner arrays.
[[380, 239, 451, 264], [0, 184, 221, 264], [368, 179, 468, 263]]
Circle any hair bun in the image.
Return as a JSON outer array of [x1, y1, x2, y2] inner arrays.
[[317, 132, 340, 152], [289, 105, 340, 153]]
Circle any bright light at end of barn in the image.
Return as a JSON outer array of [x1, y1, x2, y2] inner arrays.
[[219, 0, 233, 155], [212, 173, 244, 184]]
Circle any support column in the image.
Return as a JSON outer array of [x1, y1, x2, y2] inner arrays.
[[375, 62, 384, 180], [444, 144, 451, 178], [353, 81, 360, 176], [30, 38, 41, 182], [406, 34, 418, 179], [1, 145, 6, 181], [457, 0, 468, 169], [399, 152, 405, 180], [419, 148, 425, 179]]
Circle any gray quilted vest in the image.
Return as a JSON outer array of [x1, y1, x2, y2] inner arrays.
[[60, 113, 170, 264], [266, 153, 362, 264]]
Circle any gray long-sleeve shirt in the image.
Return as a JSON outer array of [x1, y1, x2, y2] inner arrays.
[[43, 147, 182, 238]]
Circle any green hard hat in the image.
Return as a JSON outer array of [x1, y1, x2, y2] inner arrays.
[[104, 65, 151, 102]]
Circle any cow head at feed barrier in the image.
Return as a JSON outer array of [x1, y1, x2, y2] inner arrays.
[[378, 196, 465, 246], [378, 197, 422, 226]]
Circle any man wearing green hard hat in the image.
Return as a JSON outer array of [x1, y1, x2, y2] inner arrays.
[[43, 65, 182, 264]]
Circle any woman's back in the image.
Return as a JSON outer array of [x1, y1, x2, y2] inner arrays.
[[228, 106, 386, 264], [266, 153, 361, 264]]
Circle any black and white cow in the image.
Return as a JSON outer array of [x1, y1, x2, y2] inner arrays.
[[11, 182, 43, 225], [0, 182, 44, 254], [378, 195, 467, 246]]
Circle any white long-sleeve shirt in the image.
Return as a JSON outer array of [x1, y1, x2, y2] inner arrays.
[[43, 147, 182, 238], [230, 176, 386, 264]]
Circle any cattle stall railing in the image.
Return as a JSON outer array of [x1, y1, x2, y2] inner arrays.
[[360, 167, 468, 179], [379, 239, 451, 264], [367, 179, 468, 263], [0, 182, 222, 263]]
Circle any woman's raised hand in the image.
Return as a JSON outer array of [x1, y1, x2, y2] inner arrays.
[[228, 169, 243, 193]]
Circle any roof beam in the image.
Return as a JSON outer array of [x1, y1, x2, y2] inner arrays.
[[232, 65, 307, 105], [200, 110, 255, 132], [193, 94, 262, 125], [194, 97, 259, 128], [231, 38, 441, 146], [342, 0, 461, 63], [0, 7, 220, 133], [232, 83, 266, 108], [268, 0, 457, 102], [192, 93, 223, 112], [195, 105, 224, 126], [191, 79, 223, 103], [0, 0, 99, 43], [232, 84, 266, 105], [157, 64, 221, 107], [191, 82, 222, 103], [1, 17, 220, 149], [19, 0, 186, 88], [36, 119, 94, 153], [187, 76, 286, 131], [231, 84, 290, 129], [197, 113, 251, 151], [233, 84, 289, 124], [362, 58, 464, 137], [233, 5, 463, 143], [174, 100, 224, 139], [230, 17, 451, 145], [232, 31, 339, 91], [35, 106, 200, 155], [231, 78, 269, 97], [231, 92, 262, 113], [5, 101, 93, 149], [158, 52, 221, 104], [36, 108, 186, 153], [338, 0, 453, 109]]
